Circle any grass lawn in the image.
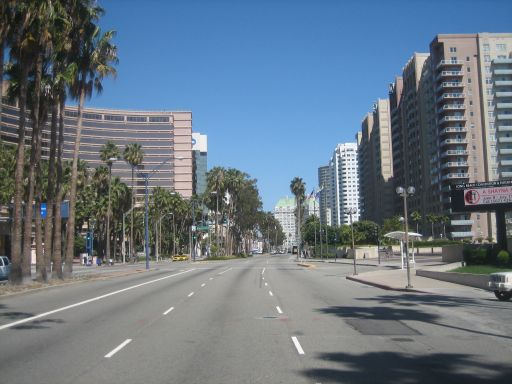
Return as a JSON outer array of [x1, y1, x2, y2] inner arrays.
[[450, 265, 512, 274]]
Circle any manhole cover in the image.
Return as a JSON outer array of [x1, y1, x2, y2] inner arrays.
[[345, 319, 420, 336]]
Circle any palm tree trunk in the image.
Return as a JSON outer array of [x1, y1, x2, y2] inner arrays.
[[44, 97, 58, 273], [10, 63, 30, 284], [52, 96, 65, 279], [64, 86, 86, 277], [0, 41, 4, 144], [130, 166, 135, 261]]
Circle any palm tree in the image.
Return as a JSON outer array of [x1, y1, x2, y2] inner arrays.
[[224, 168, 245, 255], [100, 141, 120, 262], [426, 214, 438, 240], [439, 215, 450, 239], [64, 4, 118, 276], [290, 177, 306, 257], [9, 1, 39, 284], [411, 211, 421, 233], [0, 1, 16, 143], [207, 167, 225, 255], [123, 143, 144, 261]]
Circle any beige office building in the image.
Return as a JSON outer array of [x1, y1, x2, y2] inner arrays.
[[357, 99, 394, 225]]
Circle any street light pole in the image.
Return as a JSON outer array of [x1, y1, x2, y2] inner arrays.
[[344, 207, 357, 275], [396, 186, 415, 289], [106, 157, 117, 263]]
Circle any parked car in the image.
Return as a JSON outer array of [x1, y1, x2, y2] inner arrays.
[[172, 254, 189, 262], [489, 272, 512, 301], [0, 256, 11, 280]]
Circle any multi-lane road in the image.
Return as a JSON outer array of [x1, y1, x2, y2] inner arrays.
[[1, 254, 511, 383]]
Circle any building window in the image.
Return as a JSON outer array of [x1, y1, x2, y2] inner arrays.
[[496, 43, 506, 51], [450, 47, 457, 53], [484, 55, 491, 62], [483, 43, 490, 52]]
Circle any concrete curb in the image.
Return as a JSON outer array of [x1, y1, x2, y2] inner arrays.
[[345, 275, 428, 294]]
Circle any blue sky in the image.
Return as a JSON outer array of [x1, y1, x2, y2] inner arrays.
[[89, 0, 512, 211]]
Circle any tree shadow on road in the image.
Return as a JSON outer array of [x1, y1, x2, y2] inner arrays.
[[302, 351, 512, 384]]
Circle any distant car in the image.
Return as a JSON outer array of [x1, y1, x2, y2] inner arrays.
[[172, 255, 189, 262], [489, 272, 512, 301], [0, 256, 11, 280]]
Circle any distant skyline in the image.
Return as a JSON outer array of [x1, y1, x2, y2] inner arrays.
[[87, 0, 512, 211]]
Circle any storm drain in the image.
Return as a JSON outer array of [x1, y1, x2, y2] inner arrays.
[[345, 319, 420, 336]]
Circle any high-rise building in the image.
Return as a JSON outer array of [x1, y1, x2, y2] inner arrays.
[[273, 196, 297, 249], [0, 101, 193, 198], [318, 143, 360, 226], [192, 132, 208, 196], [357, 100, 393, 225]]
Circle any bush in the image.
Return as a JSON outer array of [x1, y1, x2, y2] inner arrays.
[[497, 250, 510, 266], [463, 247, 488, 265]]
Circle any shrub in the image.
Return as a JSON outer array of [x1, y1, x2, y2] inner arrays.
[[463, 247, 487, 265], [496, 250, 510, 266]]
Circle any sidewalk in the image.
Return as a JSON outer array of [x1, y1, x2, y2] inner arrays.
[[302, 257, 492, 299]]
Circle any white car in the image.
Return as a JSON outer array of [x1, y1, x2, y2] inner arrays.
[[0, 256, 11, 280], [489, 272, 512, 301]]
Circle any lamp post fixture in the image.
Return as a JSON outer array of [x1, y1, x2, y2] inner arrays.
[[396, 186, 415, 289], [106, 157, 117, 263], [344, 207, 357, 275]]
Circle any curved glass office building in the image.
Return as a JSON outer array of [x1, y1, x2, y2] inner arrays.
[[1, 101, 193, 198]]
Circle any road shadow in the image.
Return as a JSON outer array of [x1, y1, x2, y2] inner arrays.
[[302, 351, 512, 383], [0, 304, 65, 330]]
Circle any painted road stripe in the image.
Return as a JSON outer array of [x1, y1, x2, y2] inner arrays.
[[163, 306, 174, 315], [105, 339, 132, 358], [188, 292, 195, 297], [0, 269, 195, 331], [209, 277, 214, 281], [269, 291, 274, 297], [292, 336, 305, 355], [262, 268, 266, 275], [218, 267, 232, 275], [201, 283, 206, 287], [276, 306, 283, 314], [264, 282, 268, 287]]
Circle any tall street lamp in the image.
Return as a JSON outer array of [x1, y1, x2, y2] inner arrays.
[[138, 156, 183, 270], [106, 157, 117, 263], [396, 186, 415, 289], [344, 207, 357, 275]]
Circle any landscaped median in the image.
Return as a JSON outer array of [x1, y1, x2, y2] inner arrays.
[[416, 264, 512, 290]]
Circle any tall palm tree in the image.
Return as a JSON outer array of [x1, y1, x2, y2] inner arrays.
[[411, 211, 421, 234], [9, 1, 39, 284], [426, 213, 438, 240], [290, 177, 306, 257], [100, 141, 120, 262], [64, 3, 118, 276], [123, 143, 143, 261], [0, 1, 16, 142], [207, 167, 225, 255], [224, 168, 245, 255]]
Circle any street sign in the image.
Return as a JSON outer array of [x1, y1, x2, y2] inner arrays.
[[451, 180, 512, 212], [41, 203, 47, 219], [196, 225, 209, 232]]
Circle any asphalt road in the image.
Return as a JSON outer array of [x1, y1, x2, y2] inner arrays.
[[1, 254, 511, 383]]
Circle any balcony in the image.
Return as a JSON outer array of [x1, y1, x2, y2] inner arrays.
[[441, 161, 468, 169], [438, 104, 466, 112], [499, 148, 512, 155], [439, 115, 466, 124], [494, 69, 512, 75], [451, 231, 474, 238], [440, 127, 468, 135], [496, 92, 512, 97], [442, 173, 469, 180], [500, 160, 512, 166], [440, 138, 467, 146], [436, 82, 464, 92], [498, 125, 512, 131], [501, 171, 512, 178], [493, 58, 512, 64], [496, 103, 512, 109], [495, 80, 512, 86], [497, 114, 512, 120], [436, 93, 465, 103], [441, 150, 469, 157], [436, 70, 464, 80], [498, 136, 512, 143], [436, 59, 464, 70], [451, 220, 474, 226]]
